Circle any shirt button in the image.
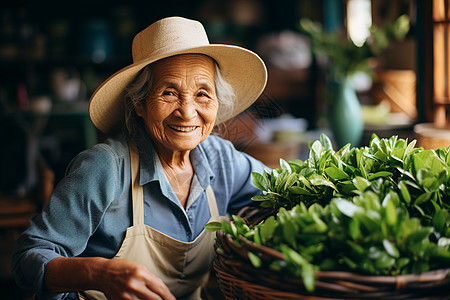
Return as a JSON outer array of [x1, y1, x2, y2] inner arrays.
[[189, 215, 192, 220]]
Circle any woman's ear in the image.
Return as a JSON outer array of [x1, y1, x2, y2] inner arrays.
[[135, 103, 145, 117]]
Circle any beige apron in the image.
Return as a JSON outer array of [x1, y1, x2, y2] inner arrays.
[[79, 144, 220, 299]]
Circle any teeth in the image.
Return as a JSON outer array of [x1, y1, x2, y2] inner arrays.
[[168, 125, 197, 132]]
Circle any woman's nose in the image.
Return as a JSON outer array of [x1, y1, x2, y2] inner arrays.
[[173, 99, 197, 120]]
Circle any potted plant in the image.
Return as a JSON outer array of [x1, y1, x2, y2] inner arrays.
[[298, 15, 410, 148], [206, 134, 450, 299]]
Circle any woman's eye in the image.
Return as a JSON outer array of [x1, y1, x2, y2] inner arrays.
[[163, 91, 175, 96], [197, 92, 209, 97]]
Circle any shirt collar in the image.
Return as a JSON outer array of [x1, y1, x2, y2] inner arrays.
[[134, 128, 215, 190]]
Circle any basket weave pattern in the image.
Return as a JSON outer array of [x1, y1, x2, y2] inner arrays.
[[213, 206, 450, 300]]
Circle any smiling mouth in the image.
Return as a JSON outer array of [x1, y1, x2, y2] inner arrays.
[[168, 125, 198, 132]]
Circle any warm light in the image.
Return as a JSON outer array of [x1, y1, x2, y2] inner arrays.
[[347, 0, 372, 47]]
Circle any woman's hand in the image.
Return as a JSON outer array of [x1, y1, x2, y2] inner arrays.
[[99, 258, 176, 300], [45, 257, 176, 300]]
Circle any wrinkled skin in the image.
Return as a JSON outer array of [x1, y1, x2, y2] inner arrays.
[[136, 54, 218, 159]]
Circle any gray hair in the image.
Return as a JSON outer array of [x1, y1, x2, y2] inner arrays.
[[123, 61, 235, 139]]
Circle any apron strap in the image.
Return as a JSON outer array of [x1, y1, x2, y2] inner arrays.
[[129, 142, 144, 225], [205, 185, 219, 219]]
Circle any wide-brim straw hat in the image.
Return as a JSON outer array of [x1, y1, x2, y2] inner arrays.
[[89, 16, 268, 135]]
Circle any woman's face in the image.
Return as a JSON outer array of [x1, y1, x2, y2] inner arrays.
[[136, 54, 218, 155]]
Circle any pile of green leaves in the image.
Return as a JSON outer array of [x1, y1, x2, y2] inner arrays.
[[251, 134, 449, 230], [206, 134, 450, 291]]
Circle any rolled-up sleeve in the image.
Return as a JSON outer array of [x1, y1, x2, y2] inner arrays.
[[11, 144, 121, 298]]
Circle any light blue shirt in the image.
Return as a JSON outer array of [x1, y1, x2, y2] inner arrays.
[[12, 131, 267, 299]]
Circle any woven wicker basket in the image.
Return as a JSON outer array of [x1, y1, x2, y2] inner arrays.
[[213, 206, 450, 300]]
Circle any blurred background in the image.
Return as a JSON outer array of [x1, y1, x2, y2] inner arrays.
[[0, 0, 447, 298]]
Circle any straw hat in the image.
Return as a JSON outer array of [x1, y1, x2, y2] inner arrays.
[[89, 16, 268, 135]]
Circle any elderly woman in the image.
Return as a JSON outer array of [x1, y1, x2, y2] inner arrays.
[[12, 16, 268, 300]]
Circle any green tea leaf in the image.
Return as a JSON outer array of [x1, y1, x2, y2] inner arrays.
[[333, 198, 362, 217], [320, 133, 333, 151], [251, 195, 271, 201], [369, 171, 393, 181], [414, 192, 433, 205], [252, 172, 270, 191], [396, 167, 416, 182], [283, 218, 298, 246], [275, 171, 290, 192], [232, 215, 245, 224], [353, 176, 370, 192], [414, 204, 427, 218], [303, 222, 327, 234], [254, 227, 262, 245], [325, 166, 349, 180], [282, 245, 308, 266], [374, 150, 388, 162], [405, 139, 417, 157], [301, 263, 316, 292], [248, 251, 262, 268], [349, 218, 360, 240], [284, 173, 298, 191], [204, 221, 222, 232], [397, 257, 410, 269], [290, 186, 313, 195], [413, 150, 446, 176], [431, 206, 446, 234], [221, 221, 232, 235], [383, 239, 400, 258], [369, 247, 395, 270], [337, 180, 357, 195], [383, 196, 398, 226], [398, 181, 411, 204], [280, 158, 292, 173], [335, 143, 351, 159], [309, 174, 337, 190], [309, 140, 322, 169], [342, 256, 358, 269], [230, 222, 238, 237], [405, 227, 434, 247], [417, 169, 441, 192], [260, 216, 276, 243], [346, 241, 364, 257], [389, 155, 404, 168], [289, 159, 307, 172], [357, 213, 380, 232]]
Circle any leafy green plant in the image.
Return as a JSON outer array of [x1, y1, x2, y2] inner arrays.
[[206, 134, 450, 292], [209, 194, 449, 291], [251, 134, 449, 231], [299, 15, 410, 80]]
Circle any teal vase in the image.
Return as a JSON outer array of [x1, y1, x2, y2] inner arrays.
[[327, 78, 363, 148]]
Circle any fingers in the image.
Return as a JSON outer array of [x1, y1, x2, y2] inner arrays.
[[144, 276, 176, 300], [133, 267, 175, 300], [123, 265, 176, 300], [109, 261, 176, 300]]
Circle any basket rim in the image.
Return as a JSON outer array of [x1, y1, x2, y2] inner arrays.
[[216, 230, 450, 284], [213, 205, 450, 298]]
